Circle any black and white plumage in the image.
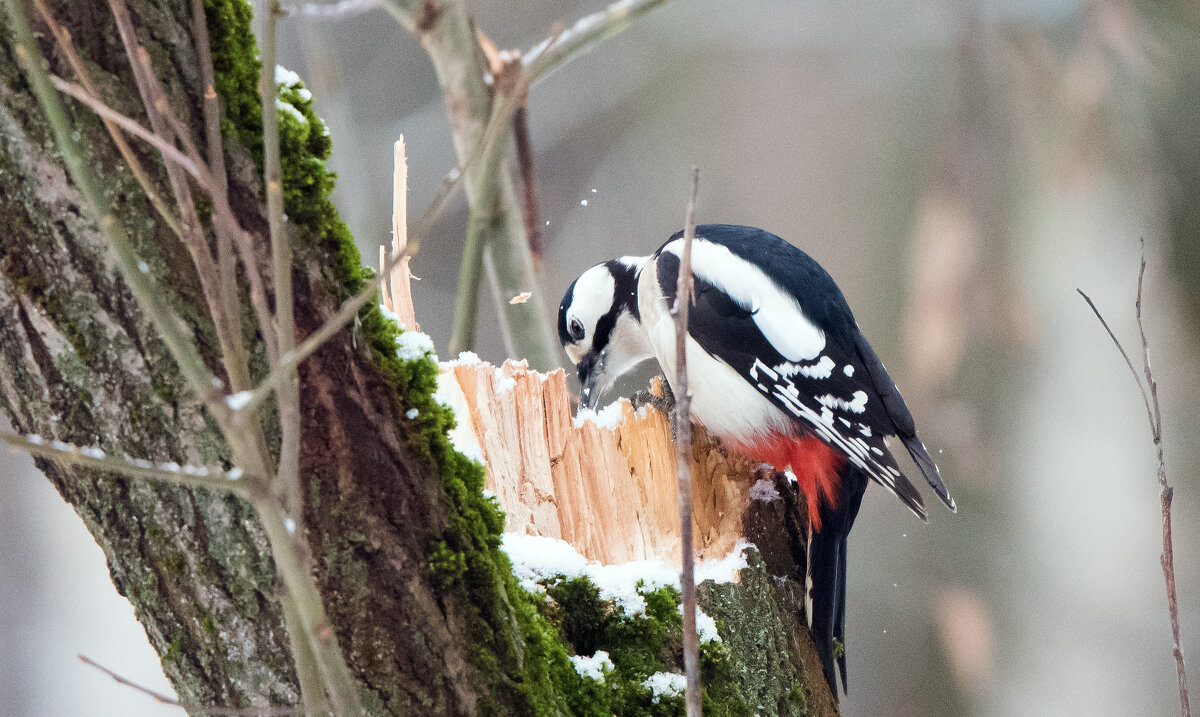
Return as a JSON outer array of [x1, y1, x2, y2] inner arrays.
[[558, 224, 955, 697]]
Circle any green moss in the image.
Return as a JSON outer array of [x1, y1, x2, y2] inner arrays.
[[833, 639, 844, 661], [529, 576, 755, 716], [202, 2, 583, 711], [429, 540, 468, 583], [164, 637, 183, 665]]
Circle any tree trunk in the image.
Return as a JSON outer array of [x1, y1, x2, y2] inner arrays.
[[0, 1, 833, 714]]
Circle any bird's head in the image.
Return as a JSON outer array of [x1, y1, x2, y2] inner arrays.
[[558, 257, 654, 409]]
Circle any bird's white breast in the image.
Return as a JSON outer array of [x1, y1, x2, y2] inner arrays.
[[637, 260, 794, 445]]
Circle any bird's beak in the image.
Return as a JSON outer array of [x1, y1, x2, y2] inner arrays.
[[577, 350, 608, 411]]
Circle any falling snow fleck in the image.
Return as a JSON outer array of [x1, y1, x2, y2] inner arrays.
[[580, 199, 588, 206], [284, 518, 296, 534], [590, 188, 597, 193], [138, 261, 150, 273]]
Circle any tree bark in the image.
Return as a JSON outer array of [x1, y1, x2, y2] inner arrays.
[[0, 1, 502, 712], [0, 1, 832, 714]]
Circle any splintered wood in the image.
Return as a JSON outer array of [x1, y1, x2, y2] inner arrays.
[[437, 360, 761, 565]]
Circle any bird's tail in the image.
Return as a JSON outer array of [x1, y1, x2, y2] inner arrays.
[[806, 467, 868, 697]]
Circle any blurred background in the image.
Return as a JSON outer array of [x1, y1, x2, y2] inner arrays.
[[3, 0, 1199, 714]]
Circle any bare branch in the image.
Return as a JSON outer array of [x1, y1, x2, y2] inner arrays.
[[287, 0, 376, 18], [190, 0, 243, 380], [109, 0, 250, 394], [232, 241, 420, 421], [1076, 288, 1155, 433], [31, 0, 184, 240], [48, 72, 278, 363], [2, 432, 249, 496], [78, 655, 316, 716], [1079, 244, 1190, 717], [522, 0, 669, 84], [7, 0, 223, 407], [512, 106, 543, 260], [672, 166, 701, 717], [49, 75, 205, 178]]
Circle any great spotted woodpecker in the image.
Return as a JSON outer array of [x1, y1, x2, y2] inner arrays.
[[558, 224, 955, 696]]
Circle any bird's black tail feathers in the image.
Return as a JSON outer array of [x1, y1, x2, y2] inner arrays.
[[900, 434, 956, 512], [807, 467, 869, 697]]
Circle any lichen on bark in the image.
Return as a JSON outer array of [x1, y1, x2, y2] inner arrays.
[[0, 1, 830, 714]]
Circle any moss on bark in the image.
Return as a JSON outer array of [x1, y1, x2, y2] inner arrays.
[[0, 1, 829, 714]]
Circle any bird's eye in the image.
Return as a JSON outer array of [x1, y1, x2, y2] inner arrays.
[[569, 318, 585, 341]]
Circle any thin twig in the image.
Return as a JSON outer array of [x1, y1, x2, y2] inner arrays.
[[49, 67, 278, 367], [30, 0, 184, 239], [288, 0, 376, 18], [1078, 243, 1190, 717], [7, 0, 223, 407], [49, 76, 206, 179], [2, 432, 249, 496], [78, 655, 316, 716], [672, 166, 701, 717], [260, 0, 303, 537], [232, 241, 419, 421], [522, 0, 669, 83], [190, 0, 244, 384], [109, 0, 251, 396], [257, 2, 353, 714], [512, 106, 543, 260]]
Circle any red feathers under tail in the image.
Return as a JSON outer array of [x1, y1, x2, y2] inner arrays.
[[736, 434, 843, 530]]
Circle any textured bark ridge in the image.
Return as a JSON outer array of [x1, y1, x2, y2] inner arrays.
[[1, 0, 832, 714], [0, 1, 482, 713]]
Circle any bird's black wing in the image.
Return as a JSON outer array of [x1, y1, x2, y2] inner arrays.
[[656, 246, 928, 520], [852, 333, 956, 511]]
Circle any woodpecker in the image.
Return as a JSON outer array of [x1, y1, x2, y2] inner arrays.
[[558, 224, 955, 696]]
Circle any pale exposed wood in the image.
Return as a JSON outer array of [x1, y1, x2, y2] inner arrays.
[[436, 359, 759, 565], [384, 137, 419, 331]]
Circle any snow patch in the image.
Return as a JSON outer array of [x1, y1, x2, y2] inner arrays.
[[275, 65, 301, 86], [225, 391, 252, 410], [680, 604, 722, 643], [379, 303, 404, 328], [445, 351, 481, 366], [569, 651, 613, 682], [572, 401, 624, 431], [643, 672, 686, 702], [275, 98, 306, 124], [501, 533, 752, 615], [493, 369, 517, 394], [395, 330, 436, 361]]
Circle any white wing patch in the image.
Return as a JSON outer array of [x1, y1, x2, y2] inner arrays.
[[777, 355, 836, 379], [750, 359, 913, 510], [662, 238, 826, 361], [814, 391, 868, 414]]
